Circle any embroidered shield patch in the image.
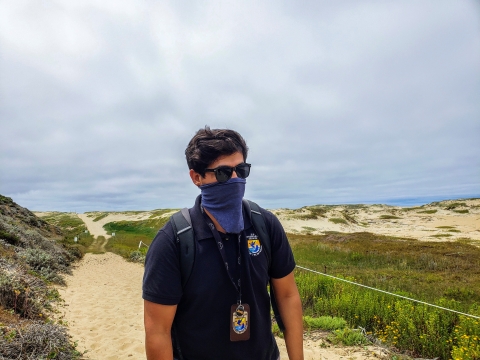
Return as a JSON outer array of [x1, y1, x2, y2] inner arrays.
[[247, 239, 262, 256]]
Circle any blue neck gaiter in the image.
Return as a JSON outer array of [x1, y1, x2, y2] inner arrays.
[[200, 177, 246, 234]]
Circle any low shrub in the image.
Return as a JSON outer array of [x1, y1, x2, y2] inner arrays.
[[0, 230, 20, 246], [329, 218, 347, 225], [19, 249, 68, 285], [303, 315, 346, 330], [445, 202, 467, 210], [21, 249, 56, 271], [417, 210, 437, 214], [93, 213, 109, 222], [328, 327, 369, 346], [380, 215, 401, 220], [62, 244, 83, 260], [0, 197, 82, 358], [129, 250, 146, 263], [0, 322, 82, 359], [0, 272, 43, 319]]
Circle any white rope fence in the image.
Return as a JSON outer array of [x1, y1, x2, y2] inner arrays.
[[138, 241, 150, 249], [296, 265, 480, 320]]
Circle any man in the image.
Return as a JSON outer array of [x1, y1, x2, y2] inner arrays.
[[143, 127, 304, 360]]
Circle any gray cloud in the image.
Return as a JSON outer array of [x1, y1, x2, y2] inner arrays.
[[1, 0, 479, 211]]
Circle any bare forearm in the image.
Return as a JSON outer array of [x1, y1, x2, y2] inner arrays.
[[277, 294, 304, 360], [144, 301, 177, 360], [145, 331, 173, 360]]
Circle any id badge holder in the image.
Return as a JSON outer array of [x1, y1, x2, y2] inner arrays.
[[230, 303, 250, 341]]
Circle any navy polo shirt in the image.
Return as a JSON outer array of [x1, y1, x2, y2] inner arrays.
[[143, 195, 296, 360]]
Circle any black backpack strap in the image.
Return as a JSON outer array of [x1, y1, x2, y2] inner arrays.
[[242, 199, 285, 332], [170, 208, 195, 360], [170, 208, 195, 288]]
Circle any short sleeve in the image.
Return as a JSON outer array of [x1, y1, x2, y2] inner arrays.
[[142, 221, 183, 305], [262, 210, 296, 279]]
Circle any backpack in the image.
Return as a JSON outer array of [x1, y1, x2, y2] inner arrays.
[[170, 199, 285, 332]]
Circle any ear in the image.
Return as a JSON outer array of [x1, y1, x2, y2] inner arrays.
[[189, 169, 203, 186]]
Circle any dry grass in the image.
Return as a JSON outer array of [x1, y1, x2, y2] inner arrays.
[[0, 322, 82, 359]]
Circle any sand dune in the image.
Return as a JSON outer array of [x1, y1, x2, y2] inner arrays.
[[71, 198, 480, 243], [274, 198, 480, 242]]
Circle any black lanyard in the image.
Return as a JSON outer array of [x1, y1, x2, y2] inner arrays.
[[202, 210, 243, 304]]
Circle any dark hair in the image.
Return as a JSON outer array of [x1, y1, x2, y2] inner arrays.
[[185, 126, 248, 176]]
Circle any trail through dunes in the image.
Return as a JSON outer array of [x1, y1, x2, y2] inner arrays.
[[77, 213, 111, 239], [57, 253, 146, 359], [87, 235, 108, 253], [58, 253, 388, 360]]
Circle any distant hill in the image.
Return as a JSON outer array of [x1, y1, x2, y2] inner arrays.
[[0, 194, 82, 359], [273, 198, 480, 242]]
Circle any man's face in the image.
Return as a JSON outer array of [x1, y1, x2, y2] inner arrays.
[[190, 151, 244, 186]]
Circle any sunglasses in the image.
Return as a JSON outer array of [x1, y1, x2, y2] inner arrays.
[[204, 163, 251, 183]]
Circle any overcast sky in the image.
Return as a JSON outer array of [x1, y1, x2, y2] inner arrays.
[[0, 0, 479, 212]]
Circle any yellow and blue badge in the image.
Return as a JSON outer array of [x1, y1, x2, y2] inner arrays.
[[247, 237, 262, 256], [233, 315, 247, 334]]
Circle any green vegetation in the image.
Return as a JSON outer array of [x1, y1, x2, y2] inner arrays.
[[93, 213, 109, 222], [0, 230, 20, 246], [431, 233, 453, 238], [303, 315, 346, 331], [0, 195, 14, 205], [0, 198, 83, 359], [40, 212, 94, 254], [453, 209, 469, 214], [457, 238, 478, 246], [417, 209, 437, 214], [380, 215, 401, 220], [89, 236, 108, 254], [402, 207, 421, 211], [328, 218, 347, 225], [445, 202, 467, 210], [274, 314, 370, 346], [329, 328, 369, 346], [301, 226, 317, 235], [104, 210, 175, 260], [433, 227, 461, 233], [290, 232, 480, 359], [40, 212, 83, 230], [0, 322, 82, 359], [287, 206, 328, 220], [149, 209, 175, 218]]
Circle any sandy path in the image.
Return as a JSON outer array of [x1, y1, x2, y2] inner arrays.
[[87, 236, 108, 253], [57, 253, 146, 359], [77, 214, 111, 239], [58, 253, 387, 360], [77, 211, 163, 239]]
